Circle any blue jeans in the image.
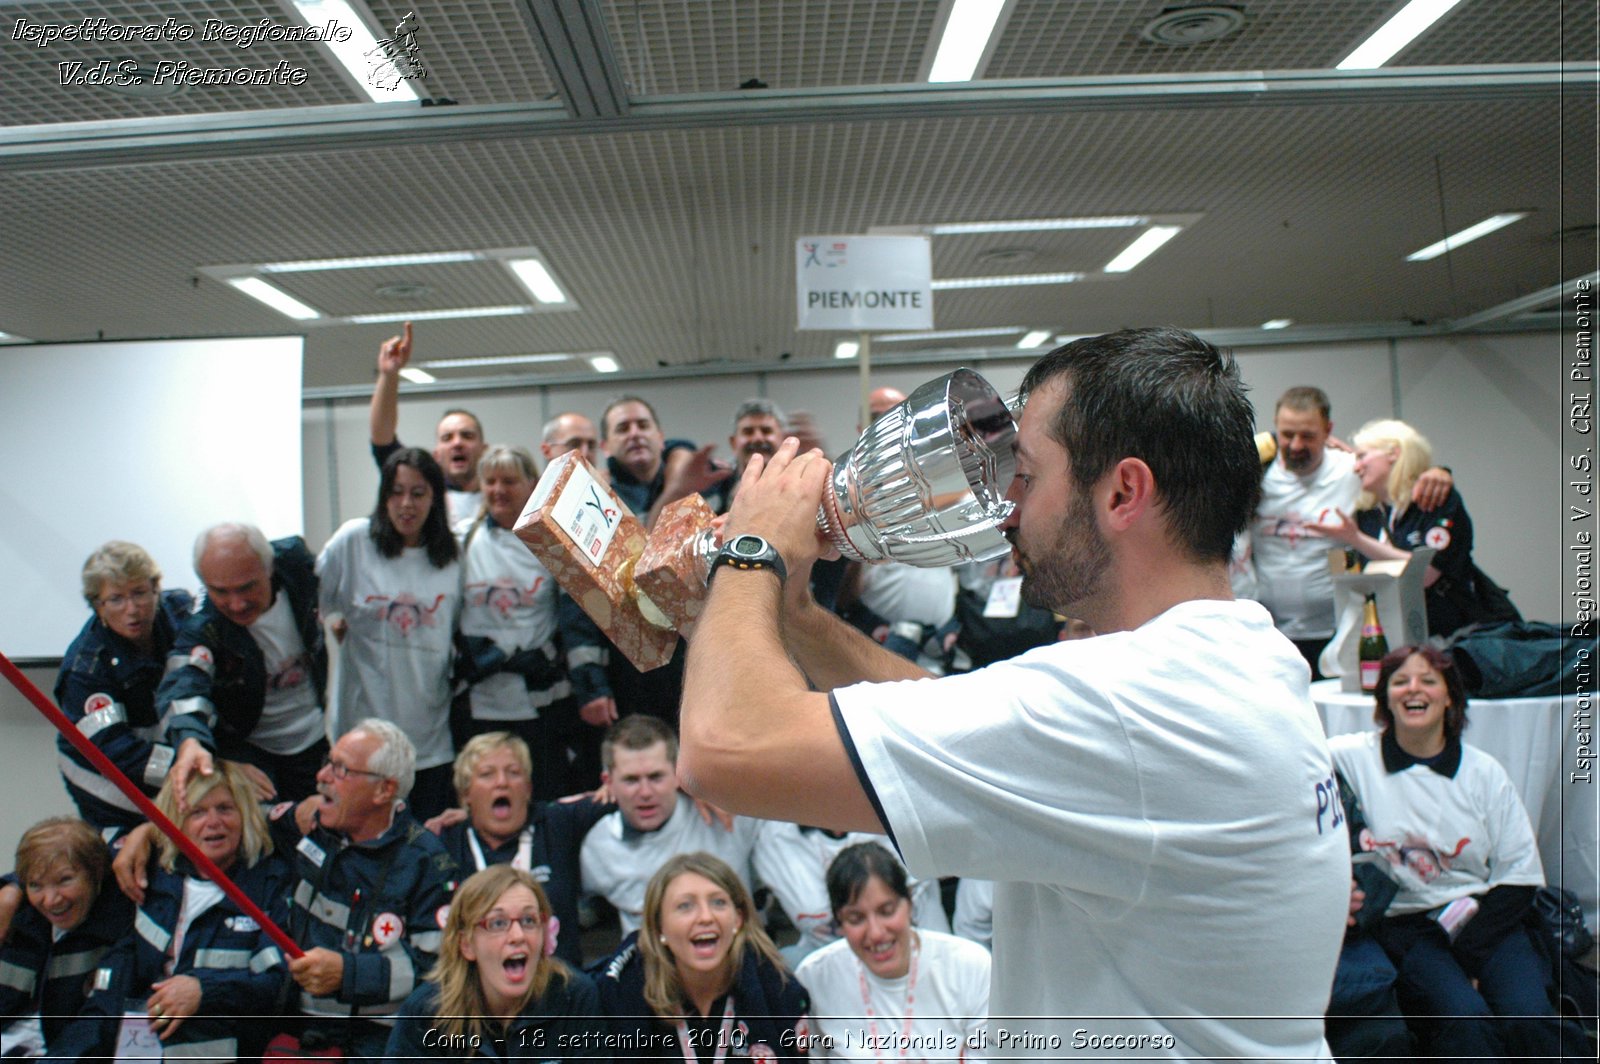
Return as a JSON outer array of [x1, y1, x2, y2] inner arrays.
[[1326, 933, 1412, 1061], [1392, 924, 1568, 1061]]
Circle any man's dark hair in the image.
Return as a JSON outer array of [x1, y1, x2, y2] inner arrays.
[[438, 408, 485, 438], [370, 447, 460, 568], [601, 713, 678, 770], [1017, 327, 1260, 563], [1275, 386, 1331, 421], [601, 395, 660, 440]]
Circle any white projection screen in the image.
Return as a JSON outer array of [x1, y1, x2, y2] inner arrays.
[[0, 336, 304, 661]]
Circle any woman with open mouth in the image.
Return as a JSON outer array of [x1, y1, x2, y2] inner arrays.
[[1329, 645, 1582, 1059], [597, 852, 811, 1061], [796, 841, 990, 1060], [0, 817, 132, 1058], [385, 864, 598, 1060], [49, 762, 289, 1061]]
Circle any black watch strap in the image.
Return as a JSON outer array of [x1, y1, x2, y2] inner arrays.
[[710, 534, 788, 585]]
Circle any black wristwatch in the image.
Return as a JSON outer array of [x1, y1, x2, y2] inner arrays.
[[709, 534, 788, 586]]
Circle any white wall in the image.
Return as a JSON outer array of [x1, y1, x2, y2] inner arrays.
[[1, 329, 1565, 859]]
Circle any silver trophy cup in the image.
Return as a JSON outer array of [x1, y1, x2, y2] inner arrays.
[[817, 368, 1018, 566]]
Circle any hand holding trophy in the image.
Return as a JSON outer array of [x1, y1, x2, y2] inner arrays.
[[515, 369, 1018, 670]]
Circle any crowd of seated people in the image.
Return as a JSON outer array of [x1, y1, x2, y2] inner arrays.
[[3, 340, 1581, 1062]]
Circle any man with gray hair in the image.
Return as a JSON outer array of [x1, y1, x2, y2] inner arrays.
[[271, 719, 457, 1060], [157, 523, 328, 809], [704, 397, 786, 514]]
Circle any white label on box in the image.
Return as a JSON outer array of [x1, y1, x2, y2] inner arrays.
[[551, 462, 623, 566]]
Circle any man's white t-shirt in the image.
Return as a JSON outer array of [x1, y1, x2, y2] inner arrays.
[[316, 518, 461, 769], [579, 800, 763, 936], [797, 929, 991, 1061], [833, 598, 1349, 1060], [245, 593, 325, 755], [1253, 450, 1358, 639]]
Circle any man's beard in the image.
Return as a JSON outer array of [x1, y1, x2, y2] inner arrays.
[[1282, 448, 1315, 473], [1015, 492, 1110, 614]]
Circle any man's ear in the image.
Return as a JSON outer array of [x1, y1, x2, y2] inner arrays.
[[1104, 457, 1157, 531]]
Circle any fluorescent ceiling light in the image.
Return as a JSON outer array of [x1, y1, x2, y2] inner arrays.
[[928, 0, 1007, 82], [834, 341, 860, 360], [589, 355, 620, 373], [347, 305, 531, 324], [421, 353, 573, 369], [259, 252, 476, 273], [1103, 225, 1183, 273], [1406, 213, 1528, 261], [507, 259, 568, 304], [877, 327, 1024, 342], [290, 0, 420, 102], [933, 273, 1083, 289], [0, 330, 29, 344], [931, 216, 1147, 235], [1019, 330, 1053, 347], [227, 277, 322, 320], [1261, 319, 1294, 330], [1336, 0, 1462, 70], [398, 367, 436, 383]]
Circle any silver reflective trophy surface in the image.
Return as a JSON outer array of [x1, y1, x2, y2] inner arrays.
[[817, 368, 1018, 566]]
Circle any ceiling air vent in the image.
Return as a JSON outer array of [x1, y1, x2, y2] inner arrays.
[[1140, 6, 1247, 47]]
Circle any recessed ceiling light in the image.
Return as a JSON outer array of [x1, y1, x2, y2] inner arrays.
[[421, 353, 574, 369], [927, 0, 1010, 83], [1336, 0, 1463, 70], [1018, 330, 1053, 347], [930, 216, 1148, 235], [507, 259, 568, 304], [877, 327, 1025, 342], [226, 277, 322, 320], [398, 367, 436, 383], [289, 0, 421, 102], [1103, 225, 1184, 273], [347, 306, 531, 324], [932, 273, 1083, 289], [1406, 213, 1528, 261], [1261, 319, 1293, 330], [589, 355, 620, 373], [259, 252, 476, 273], [834, 341, 860, 360]]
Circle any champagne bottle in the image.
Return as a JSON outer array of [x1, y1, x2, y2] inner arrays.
[[1359, 594, 1388, 692]]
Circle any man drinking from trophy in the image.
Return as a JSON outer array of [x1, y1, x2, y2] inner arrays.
[[675, 327, 1350, 1061]]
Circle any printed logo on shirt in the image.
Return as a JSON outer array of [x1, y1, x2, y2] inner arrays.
[[269, 801, 295, 821], [266, 652, 311, 692], [362, 592, 447, 638], [1424, 526, 1452, 551], [226, 915, 260, 933], [466, 577, 545, 618], [84, 692, 114, 715], [370, 912, 404, 947], [189, 646, 215, 674], [1358, 829, 1470, 885]]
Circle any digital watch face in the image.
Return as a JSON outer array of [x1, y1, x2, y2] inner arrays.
[[731, 535, 766, 558]]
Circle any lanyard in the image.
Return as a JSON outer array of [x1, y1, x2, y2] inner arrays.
[[675, 998, 735, 1064], [468, 825, 534, 872], [859, 933, 920, 1062]]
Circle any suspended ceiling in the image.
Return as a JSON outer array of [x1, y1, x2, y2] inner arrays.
[[0, 0, 1594, 391]]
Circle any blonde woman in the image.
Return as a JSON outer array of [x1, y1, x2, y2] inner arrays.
[[72, 763, 290, 1060], [597, 852, 810, 1061], [1317, 418, 1514, 637], [385, 865, 598, 1060]]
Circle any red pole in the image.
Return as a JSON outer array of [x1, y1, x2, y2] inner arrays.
[[0, 651, 303, 958]]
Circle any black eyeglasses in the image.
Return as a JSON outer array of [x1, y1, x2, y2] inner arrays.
[[321, 757, 387, 781]]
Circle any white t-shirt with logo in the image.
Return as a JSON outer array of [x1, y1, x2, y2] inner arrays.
[[1253, 450, 1359, 639], [316, 519, 461, 769], [834, 598, 1349, 1060], [456, 519, 567, 721], [245, 593, 325, 755]]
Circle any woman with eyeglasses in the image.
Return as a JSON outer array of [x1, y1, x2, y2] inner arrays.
[[53, 541, 194, 833], [318, 448, 462, 820], [384, 865, 598, 1061], [597, 852, 810, 1061]]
